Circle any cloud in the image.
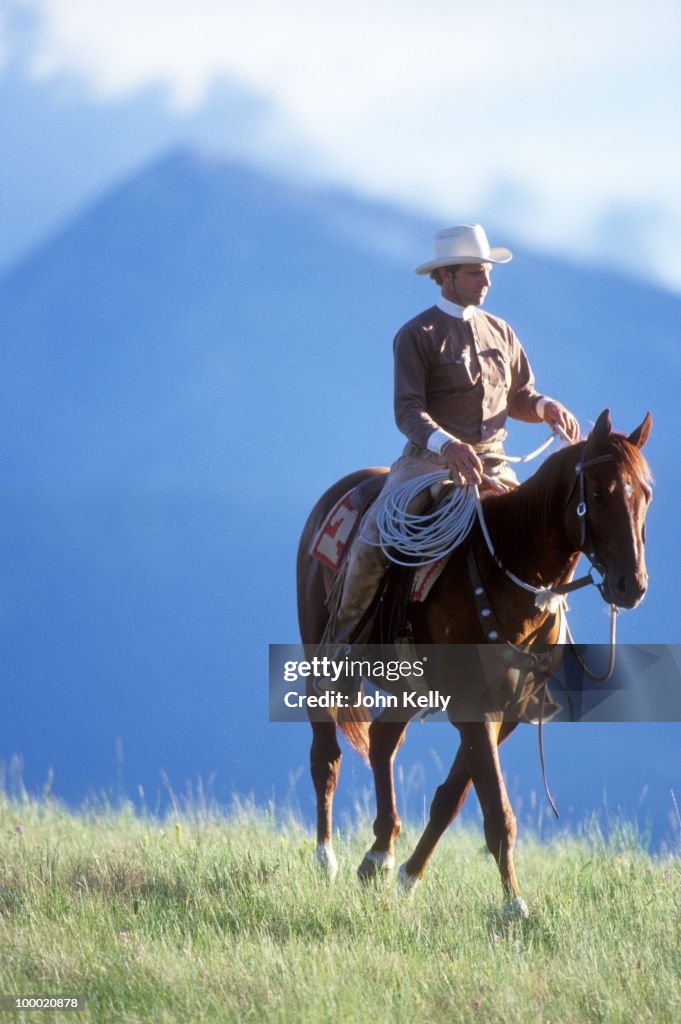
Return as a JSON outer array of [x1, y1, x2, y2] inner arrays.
[[17, 1, 679, 111], [17, 2, 679, 166], [7, 0, 681, 288]]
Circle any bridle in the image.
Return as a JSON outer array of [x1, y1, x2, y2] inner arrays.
[[562, 450, 617, 597]]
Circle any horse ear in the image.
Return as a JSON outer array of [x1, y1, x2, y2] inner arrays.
[[627, 411, 652, 449], [589, 409, 612, 445]]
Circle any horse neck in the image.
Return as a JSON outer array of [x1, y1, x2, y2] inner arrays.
[[481, 444, 585, 586]]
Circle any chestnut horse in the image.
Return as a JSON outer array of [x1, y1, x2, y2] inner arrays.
[[296, 410, 652, 917]]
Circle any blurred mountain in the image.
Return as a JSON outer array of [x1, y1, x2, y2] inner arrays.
[[2, 149, 680, 844]]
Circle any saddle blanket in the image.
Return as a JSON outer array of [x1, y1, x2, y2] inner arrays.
[[310, 487, 446, 602]]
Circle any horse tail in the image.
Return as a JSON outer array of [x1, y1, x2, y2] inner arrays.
[[337, 689, 371, 766]]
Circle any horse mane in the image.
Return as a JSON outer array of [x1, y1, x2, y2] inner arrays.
[[520, 429, 652, 495], [606, 433, 653, 489], [490, 442, 575, 535]]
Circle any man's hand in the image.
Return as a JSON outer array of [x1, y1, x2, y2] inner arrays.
[[442, 440, 484, 486], [541, 401, 580, 443]]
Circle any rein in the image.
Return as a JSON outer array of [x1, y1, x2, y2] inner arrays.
[[475, 448, 619, 682], [477, 450, 617, 605]]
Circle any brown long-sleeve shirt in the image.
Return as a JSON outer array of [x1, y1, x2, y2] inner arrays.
[[393, 305, 544, 449]]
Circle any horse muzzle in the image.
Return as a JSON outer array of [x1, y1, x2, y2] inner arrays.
[[602, 570, 648, 610]]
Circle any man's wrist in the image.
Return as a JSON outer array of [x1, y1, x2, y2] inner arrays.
[[535, 396, 554, 420], [427, 428, 460, 454]]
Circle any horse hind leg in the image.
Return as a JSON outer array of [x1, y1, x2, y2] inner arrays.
[[310, 721, 342, 881], [357, 716, 410, 882]]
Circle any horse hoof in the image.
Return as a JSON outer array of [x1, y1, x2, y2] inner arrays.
[[315, 843, 338, 882], [397, 863, 420, 896], [502, 896, 529, 922], [357, 849, 395, 882]]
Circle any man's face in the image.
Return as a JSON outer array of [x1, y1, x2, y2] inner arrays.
[[440, 263, 492, 307]]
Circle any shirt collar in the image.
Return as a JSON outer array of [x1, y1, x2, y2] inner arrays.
[[436, 296, 475, 321]]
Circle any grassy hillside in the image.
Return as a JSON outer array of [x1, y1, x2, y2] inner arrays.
[[1, 793, 680, 1023]]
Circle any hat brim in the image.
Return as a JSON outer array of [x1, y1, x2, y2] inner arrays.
[[415, 247, 513, 275]]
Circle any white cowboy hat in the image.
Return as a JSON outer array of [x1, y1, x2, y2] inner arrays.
[[415, 224, 513, 275]]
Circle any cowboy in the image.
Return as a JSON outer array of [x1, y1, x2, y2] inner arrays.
[[330, 224, 580, 644]]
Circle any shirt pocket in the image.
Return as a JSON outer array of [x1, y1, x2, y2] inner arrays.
[[430, 335, 477, 387], [430, 355, 479, 394], [480, 348, 511, 391]]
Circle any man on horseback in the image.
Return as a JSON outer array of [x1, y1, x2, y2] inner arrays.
[[330, 223, 580, 645]]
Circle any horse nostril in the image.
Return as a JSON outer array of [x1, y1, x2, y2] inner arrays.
[[616, 575, 628, 595]]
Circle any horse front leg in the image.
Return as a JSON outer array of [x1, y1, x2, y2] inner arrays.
[[398, 722, 517, 893], [459, 720, 528, 920], [357, 715, 411, 881], [310, 720, 342, 880]]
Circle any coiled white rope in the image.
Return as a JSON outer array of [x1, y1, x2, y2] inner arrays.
[[370, 472, 476, 567]]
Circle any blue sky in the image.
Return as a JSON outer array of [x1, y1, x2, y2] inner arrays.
[[2, 0, 681, 289]]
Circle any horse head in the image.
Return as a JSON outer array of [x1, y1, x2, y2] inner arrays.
[[567, 408, 653, 609]]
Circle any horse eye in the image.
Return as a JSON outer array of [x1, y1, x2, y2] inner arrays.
[[591, 490, 602, 501], [642, 523, 646, 544]]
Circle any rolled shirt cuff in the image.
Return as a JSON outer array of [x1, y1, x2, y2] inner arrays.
[[535, 396, 554, 420], [427, 428, 459, 454]]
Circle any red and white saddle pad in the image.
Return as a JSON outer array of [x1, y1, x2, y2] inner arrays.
[[310, 489, 359, 571], [410, 558, 447, 602]]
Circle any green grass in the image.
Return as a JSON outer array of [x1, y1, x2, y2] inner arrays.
[[1, 793, 680, 1023]]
